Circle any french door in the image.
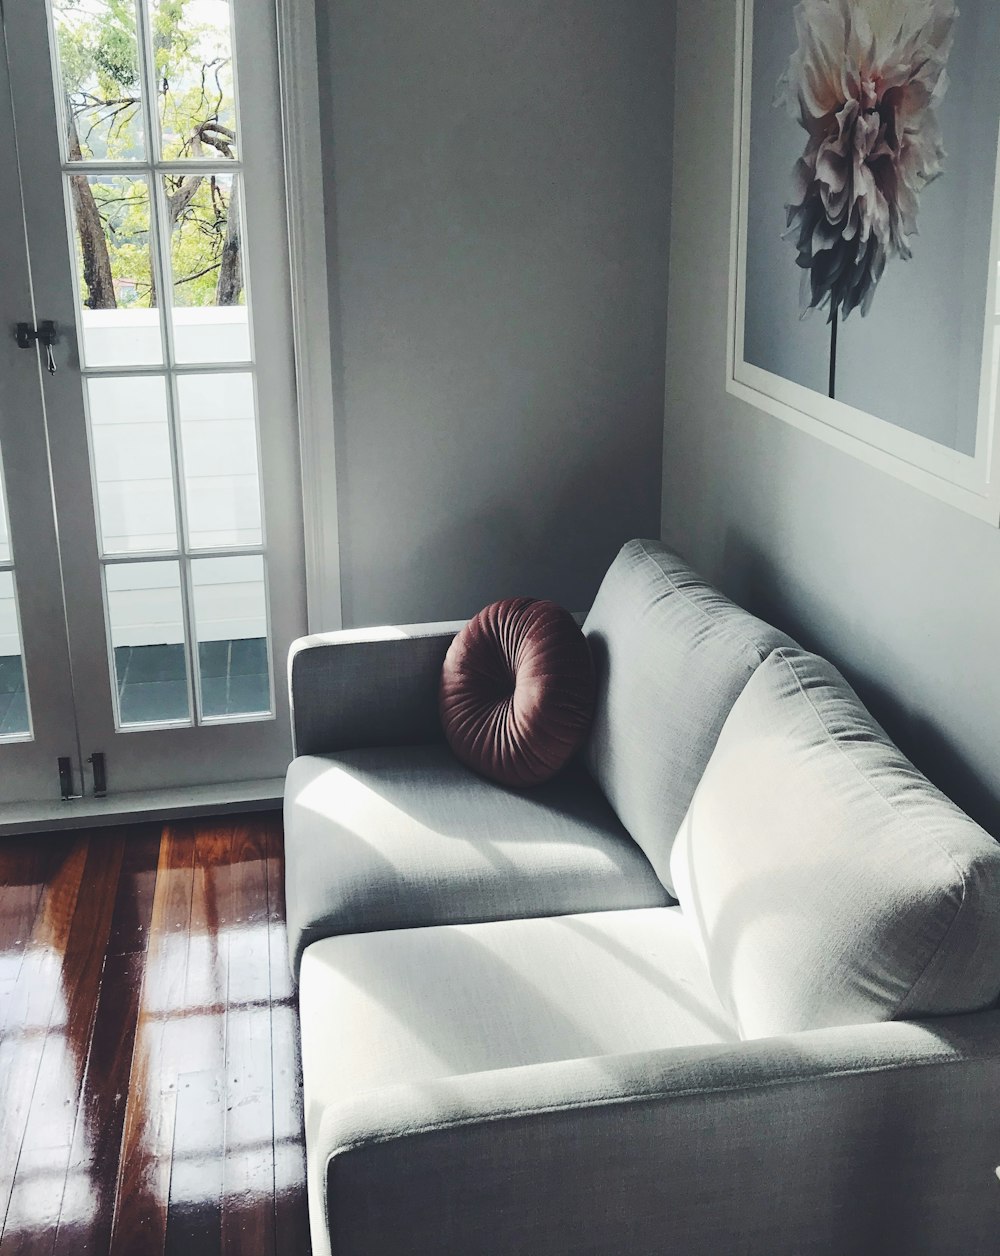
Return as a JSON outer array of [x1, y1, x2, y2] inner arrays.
[[0, 31, 82, 806], [0, 0, 306, 807]]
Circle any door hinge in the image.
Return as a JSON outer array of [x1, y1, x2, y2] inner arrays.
[[88, 751, 108, 798], [58, 756, 81, 801], [15, 320, 58, 374]]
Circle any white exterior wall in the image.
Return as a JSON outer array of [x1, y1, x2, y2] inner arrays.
[[0, 574, 20, 658], [106, 556, 266, 646], [82, 308, 266, 647]]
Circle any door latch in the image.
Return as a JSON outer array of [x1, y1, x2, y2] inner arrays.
[[57, 756, 81, 801], [88, 751, 107, 798], [15, 320, 58, 374]]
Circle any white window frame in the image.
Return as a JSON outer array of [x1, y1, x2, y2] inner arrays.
[[276, 0, 343, 632]]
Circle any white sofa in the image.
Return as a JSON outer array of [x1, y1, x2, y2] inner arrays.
[[284, 539, 1000, 1256]]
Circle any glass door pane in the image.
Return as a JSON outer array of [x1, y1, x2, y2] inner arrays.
[[51, 0, 147, 162], [69, 174, 162, 367], [4, 0, 306, 797], [165, 173, 251, 363], [88, 375, 178, 551], [0, 563, 30, 739]]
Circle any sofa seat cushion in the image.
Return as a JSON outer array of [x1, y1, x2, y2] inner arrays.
[[671, 647, 1000, 1040], [301, 905, 736, 1119], [284, 744, 671, 973], [301, 907, 736, 1256], [582, 539, 795, 895]]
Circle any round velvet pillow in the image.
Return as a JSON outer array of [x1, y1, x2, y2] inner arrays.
[[439, 597, 596, 788]]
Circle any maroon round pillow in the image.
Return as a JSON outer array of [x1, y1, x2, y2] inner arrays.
[[439, 597, 595, 788]]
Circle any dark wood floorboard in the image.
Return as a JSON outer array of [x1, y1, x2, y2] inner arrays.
[[0, 814, 309, 1256], [265, 827, 310, 1256], [54, 828, 161, 1256]]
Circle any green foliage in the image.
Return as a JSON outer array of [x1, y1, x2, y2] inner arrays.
[[92, 0, 140, 89], [152, 0, 236, 161], [79, 173, 243, 309], [169, 175, 243, 307], [55, 0, 242, 309], [83, 177, 152, 305], [56, 0, 143, 158]]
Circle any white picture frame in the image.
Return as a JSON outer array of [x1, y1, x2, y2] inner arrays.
[[726, 0, 1000, 524]]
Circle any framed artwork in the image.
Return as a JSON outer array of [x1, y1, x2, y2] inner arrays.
[[728, 0, 1000, 522]]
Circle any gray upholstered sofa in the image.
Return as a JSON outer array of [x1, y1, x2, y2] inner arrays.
[[284, 539, 1000, 1256]]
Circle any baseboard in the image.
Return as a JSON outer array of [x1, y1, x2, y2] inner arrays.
[[0, 777, 285, 836]]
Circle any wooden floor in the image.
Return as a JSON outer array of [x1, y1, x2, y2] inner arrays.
[[0, 813, 311, 1255]]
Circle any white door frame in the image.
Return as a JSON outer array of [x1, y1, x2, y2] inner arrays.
[[0, 20, 82, 806], [4, 0, 309, 798], [277, 0, 343, 635]]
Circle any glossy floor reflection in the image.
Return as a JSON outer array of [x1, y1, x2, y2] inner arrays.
[[0, 814, 310, 1255]]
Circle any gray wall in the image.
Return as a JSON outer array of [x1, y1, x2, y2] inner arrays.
[[663, 0, 1000, 835], [316, 0, 675, 626]]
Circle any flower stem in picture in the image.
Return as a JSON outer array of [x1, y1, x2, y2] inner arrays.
[[777, 0, 957, 395]]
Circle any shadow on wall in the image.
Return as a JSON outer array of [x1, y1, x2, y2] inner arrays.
[[352, 439, 657, 627], [717, 529, 1000, 841]]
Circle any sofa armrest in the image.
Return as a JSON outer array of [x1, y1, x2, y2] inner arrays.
[[288, 620, 466, 756], [311, 1012, 1000, 1256]]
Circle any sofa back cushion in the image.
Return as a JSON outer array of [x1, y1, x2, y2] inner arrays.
[[671, 647, 1000, 1039], [582, 539, 794, 893]]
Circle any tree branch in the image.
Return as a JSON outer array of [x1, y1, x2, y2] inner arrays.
[[174, 260, 221, 286]]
